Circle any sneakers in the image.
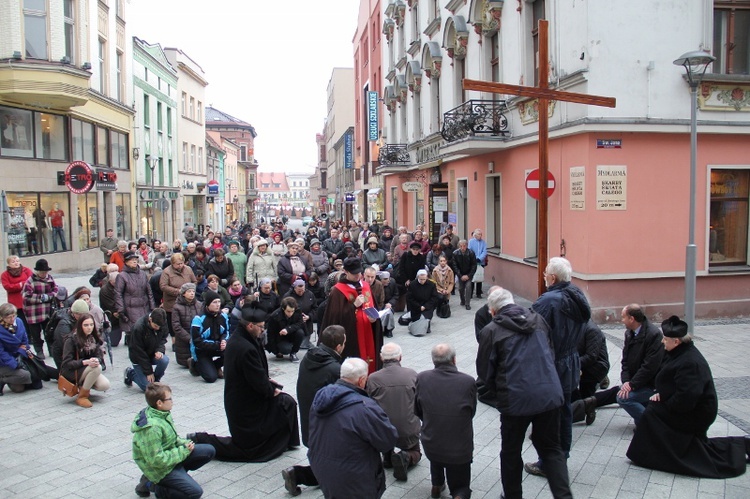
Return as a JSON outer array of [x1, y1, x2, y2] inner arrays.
[[281, 467, 301, 496], [290, 353, 300, 363], [135, 474, 152, 497], [524, 460, 546, 477], [392, 451, 409, 481], [123, 367, 133, 387]]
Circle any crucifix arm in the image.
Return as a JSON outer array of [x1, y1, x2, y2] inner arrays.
[[463, 79, 616, 108]]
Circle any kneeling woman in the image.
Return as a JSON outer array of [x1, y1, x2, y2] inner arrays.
[[190, 291, 229, 383], [0, 303, 40, 394], [61, 313, 110, 408]]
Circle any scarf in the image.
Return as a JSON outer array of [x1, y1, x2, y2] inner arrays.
[[6, 266, 23, 278]]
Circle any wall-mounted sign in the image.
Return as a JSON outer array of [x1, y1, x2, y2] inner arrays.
[[62, 161, 94, 194], [525, 169, 556, 200], [402, 182, 422, 192], [344, 132, 353, 169], [368, 91, 379, 141], [96, 168, 118, 191], [569, 166, 585, 211], [596, 139, 622, 149], [416, 143, 441, 164], [206, 196, 215, 204], [207, 179, 219, 195], [345, 192, 356, 203], [596, 165, 627, 210]]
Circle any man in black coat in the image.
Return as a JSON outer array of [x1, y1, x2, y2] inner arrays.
[[416, 343, 477, 499], [282, 325, 346, 496], [189, 306, 300, 462], [627, 316, 748, 478], [473, 286, 501, 406], [476, 288, 572, 499], [570, 320, 610, 425], [265, 296, 306, 362], [123, 309, 169, 392], [396, 241, 427, 291], [451, 240, 476, 310]]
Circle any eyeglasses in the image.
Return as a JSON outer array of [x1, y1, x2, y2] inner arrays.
[[162, 398, 172, 402]]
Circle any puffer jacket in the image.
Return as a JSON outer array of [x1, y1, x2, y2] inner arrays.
[[246, 247, 277, 287], [308, 249, 330, 281], [171, 295, 202, 367], [206, 257, 235, 285], [114, 266, 155, 333], [532, 280, 591, 394], [159, 264, 196, 313], [476, 303, 564, 416]]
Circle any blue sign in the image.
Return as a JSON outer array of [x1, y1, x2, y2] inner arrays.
[[345, 192, 356, 203], [367, 91, 379, 141], [207, 179, 219, 195], [344, 133, 353, 169]]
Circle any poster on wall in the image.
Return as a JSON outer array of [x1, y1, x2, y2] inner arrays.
[[596, 165, 627, 210], [433, 196, 448, 211], [569, 166, 585, 210]]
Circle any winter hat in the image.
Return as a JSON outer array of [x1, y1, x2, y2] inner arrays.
[[410, 241, 422, 249], [310, 238, 321, 247], [254, 240, 268, 249], [124, 251, 139, 262], [34, 259, 52, 271], [367, 237, 379, 245], [661, 315, 688, 338], [343, 257, 363, 274], [179, 282, 197, 295], [70, 299, 89, 315], [416, 269, 429, 277], [293, 279, 306, 287], [203, 290, 222, 307], [55, 286, 68, 301]]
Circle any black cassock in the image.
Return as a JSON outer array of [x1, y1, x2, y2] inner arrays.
[[626, 342, 746, 478]]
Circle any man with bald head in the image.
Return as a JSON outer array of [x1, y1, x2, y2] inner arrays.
[[416, 344, 477, 499], [367, 343, 421, 482]]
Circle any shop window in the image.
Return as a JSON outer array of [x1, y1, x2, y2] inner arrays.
[[0, 107, 34, 158], [77, 192, 99, 250], [6, 192, 70, 256], [116, 193, 131, 240], [35, 113, 67, 160], [71, 119, 95, 163], [710, 169, 749, 266]]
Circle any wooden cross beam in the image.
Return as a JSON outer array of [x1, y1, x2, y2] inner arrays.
[[463, 19, 616, 296]]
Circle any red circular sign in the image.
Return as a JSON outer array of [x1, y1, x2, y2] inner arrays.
[[64, 161, 95, 194], [525, 169, 556, 200]]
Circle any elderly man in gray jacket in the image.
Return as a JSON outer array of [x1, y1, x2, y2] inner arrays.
[[366, 342, 421, 482]]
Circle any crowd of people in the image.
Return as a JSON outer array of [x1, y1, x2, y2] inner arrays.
[[2, 217, 749, 498]]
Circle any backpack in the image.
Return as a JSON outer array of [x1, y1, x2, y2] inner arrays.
[[44, 307, 69, 340]]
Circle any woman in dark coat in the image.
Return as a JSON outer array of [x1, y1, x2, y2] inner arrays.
[[171, 283, 202, 368], [248, 278, 281, 315], [627, 316, 748, 478], [276, 242, 310, 298], [114, 252, 155, 336], [406, 269, 440, 322], [206, 248, 235, 288], [61, 313, 110, 408], [190, 307, 300, 462]]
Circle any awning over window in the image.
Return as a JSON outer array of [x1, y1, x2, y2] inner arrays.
[[368, 188, 382, 195], [351, 190, 362, 195]]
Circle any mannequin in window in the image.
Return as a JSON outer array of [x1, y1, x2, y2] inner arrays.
[[32, 205, 48, 254], [48, 203, 67, 252], [24, 210, 38, 255]]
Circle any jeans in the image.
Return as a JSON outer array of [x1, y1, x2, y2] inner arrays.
[[617, 386, 655, 426], [51, 227, 66, 251], [195, 353, 223, 383], [131, 355, 170, 391], [154, 443, 215, 499], [501, 408, 572, 499]]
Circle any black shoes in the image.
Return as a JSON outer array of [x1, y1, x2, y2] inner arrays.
[[187, 358, 199, 376], [281, 467, 301, 496], [290, 353, 300, 363], [384, 329, 393, 338], [135, 474, 152, 497], [431, 483, 446, 498], [466, 304, 471, 310], [524, 460, 546, 477], [599, 375, 610, 390], [392, 451, 409, 481], [123, 367, 133, 387], [584, 396, 597, 425]]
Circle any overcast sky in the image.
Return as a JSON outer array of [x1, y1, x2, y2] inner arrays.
[[129, 0, 360, 174]]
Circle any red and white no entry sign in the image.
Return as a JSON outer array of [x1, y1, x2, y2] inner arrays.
[[525, 169, 556, 200]]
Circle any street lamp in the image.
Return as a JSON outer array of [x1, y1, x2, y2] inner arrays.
[[673, 50, 715, 334], [226, 179, 233, 224], [145, 154, 159, 242]]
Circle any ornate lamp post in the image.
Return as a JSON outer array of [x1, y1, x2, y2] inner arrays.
[[672, 50, 715, 333]]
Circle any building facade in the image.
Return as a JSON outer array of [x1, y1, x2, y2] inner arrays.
[[322, 68, 355, 221], [1, 0, 134, 271], [377, 0, 750, 320], [164, 47, 209, 234], [132, 37, 178, 243]]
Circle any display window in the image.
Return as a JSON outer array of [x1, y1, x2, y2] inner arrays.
[[77, 192, 99, 250], [6, 192, 70, 256], [710, 169, 749, 267]]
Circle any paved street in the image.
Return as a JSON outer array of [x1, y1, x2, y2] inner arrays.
[[1, 272, 749, 498]]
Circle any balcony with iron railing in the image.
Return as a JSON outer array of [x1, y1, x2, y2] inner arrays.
[[441, 99, 510, 142], [377, 144, 411, 169]]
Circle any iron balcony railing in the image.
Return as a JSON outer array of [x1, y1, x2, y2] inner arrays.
[[441, 99, 510, 142], [378, 143, 411, 167]]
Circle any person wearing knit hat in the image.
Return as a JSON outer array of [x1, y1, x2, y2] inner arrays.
[[626, 315, 749, 478], [172, 282, 202, 368], [123, 308, 170, 392], [187, 290, 230, 383], [49, 298, 92, 368]]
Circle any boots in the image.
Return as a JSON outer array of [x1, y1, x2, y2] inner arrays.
[[76, 388, 93, 408]]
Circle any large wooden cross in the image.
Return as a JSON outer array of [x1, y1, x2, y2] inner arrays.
[[463, 19, 616, 296]]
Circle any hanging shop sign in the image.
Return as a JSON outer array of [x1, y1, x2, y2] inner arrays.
[[368, 91, 379, 141], [402, 182, 422, 192], [344, 133, 353, 169], [96, 168, 118, 191], [58, 161, 95, 194], [207, 179, 220, 195]]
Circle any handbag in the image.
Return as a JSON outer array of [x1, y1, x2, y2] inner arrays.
[[472, 265, 485, 283], [436, 301, 451, 319], [57, 350, 79, 397], [17, 354, 51, 382], [398, 311, 412, 326]]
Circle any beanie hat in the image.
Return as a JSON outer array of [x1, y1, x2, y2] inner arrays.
[[180, 282, 197, 295], [203, 290, 222, 307], [70, 299, 89, 315]]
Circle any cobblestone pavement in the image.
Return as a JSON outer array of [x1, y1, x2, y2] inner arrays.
[[1, 273, 749, 498]]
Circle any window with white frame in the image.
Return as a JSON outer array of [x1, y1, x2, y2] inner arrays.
[[181, 92, 187, 116], [182, 142, 188, 171], [116, 51, 123, 101], [709, 168, 749, 266], [63, 0, 75, 64], [411, 2, 420, 43], [98, 38, 108, 94], [189, 97, 195, 120], [24, 0, 48, 59], [190, 144, 196, 172], [430, 74, 440, 133], [198, 147, 203, 173], [713, 1, 750, 75], [197, 101, 203, 122]]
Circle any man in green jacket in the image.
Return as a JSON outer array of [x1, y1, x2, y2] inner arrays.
[[131, 383, 215, 497]]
